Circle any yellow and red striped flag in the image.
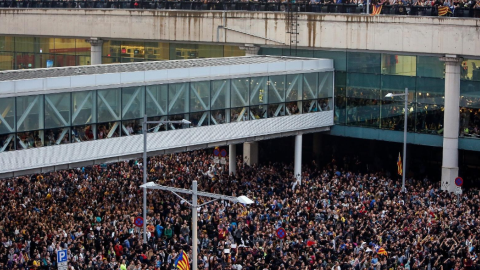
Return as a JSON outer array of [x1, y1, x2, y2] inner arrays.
[[438, 6, 451, 16], [397, 153, 402, 176], [371, 5, 383, 15], [174, 251, 190, 270]]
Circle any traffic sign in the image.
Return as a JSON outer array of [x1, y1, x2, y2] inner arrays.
[[213, 148, 220, 156], [220, 157, 226, 165], [455, 177, 463, 187], [214, 157, 220, 164], [57, 250, 68, 263], [134, 217, 144, 227], [276, 228, 286, 239], [220, 149, 227, 157]]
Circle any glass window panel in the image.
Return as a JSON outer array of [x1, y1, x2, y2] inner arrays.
[[15, 37, 54, 54], [461, 59, 480, 81], [230, 107, 249, 122], [416, 77, 445, 134], [268, 75, 286, 104], [168, 114, 189, 130], [72, 91, 96, 126], [102, 40, 121, 57], [249, 105, 267, 120], [190, 81, 210, 112], [121, 119, 143, 136], [231, 78, 250, 107], [303, 73, 318, 100], [318, 72, 334, 98], [0, 52, 15, 71], [380, 76, 416, 132], [314, 50, 347, 71], [190, 111, 210, 127], [53, 38, 76, 55], [459, 80, 480, 138], [122, 86, 145, 120], [16, 130, 43, 150], [259, 47, 282, 56], [44, 127, 70, 146], [77, 55, 91, 66], [0, 98, 15, 135], [121, 58, 145, 63], [0, 36, 15, 52], [224, 45, 245, 57], [267, 103, 285, 118], [286, 74, 303, 102], [45, 93, 71, 129], [211, 109, 228, 125], [16, 95, 44, 132], [250, 77, 268, 106], [146, 85, 168, 117], [335, 72, 347, 124], [318, 98, 333, 112], [168, 83, 189, 114], [302, 100, 318, 113], [97, 121, 120, 139], [286, 101, 301, 115], [54, 54, 77, 68], [346, 73, 381, 128], [347, 52, 381, 74], [97, 89, 121, 123], [169, 44, 223, 60], [72, 125, 95, 142], [211, 80, 231, 110], [147, 116, 168, 132], [102, 57, 121, 65], [417, 56, 445, 78], [381, 54, 416, 76], [0, 134, 15, 153], [75, 39, 92, 56], [145, 42, 169, 61], [119, 41, 145, 60]]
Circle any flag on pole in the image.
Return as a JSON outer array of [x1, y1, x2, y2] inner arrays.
[[371, 4, 382, 15], [397, 153, 402, 176], [174, 251, 190, 270]]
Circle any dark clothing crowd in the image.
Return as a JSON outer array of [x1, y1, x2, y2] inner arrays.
[[0, 150, 479, 270]]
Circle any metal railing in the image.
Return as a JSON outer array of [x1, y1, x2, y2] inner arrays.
[[1, 0, 480, 17]]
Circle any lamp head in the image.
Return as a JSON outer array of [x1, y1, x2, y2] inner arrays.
[[237, 195, 254, 205], [385, 93, 393, 98], [181, 119, 192, 124]]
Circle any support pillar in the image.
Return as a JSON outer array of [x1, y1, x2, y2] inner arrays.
[[229, 144, 236, 175], [295, 134, 302, 185], [440, 55, 463, 193], [243, 142, 258, 166], [86, 38, 103, 65], [239, 44, 260, 56]]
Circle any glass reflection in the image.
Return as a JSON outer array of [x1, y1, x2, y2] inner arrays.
[[72, 125, 95, 142], [16, 130, 43, 149], [44, 128, 70, 146], [268, 103, 285, 118]]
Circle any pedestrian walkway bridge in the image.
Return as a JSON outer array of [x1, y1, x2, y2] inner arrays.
[[0, 56, 334, 177]]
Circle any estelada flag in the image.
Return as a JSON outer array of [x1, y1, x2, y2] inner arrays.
[[397, 153, 402, 176], [371, 5, 383, 15], [438, 6, 451, 16]]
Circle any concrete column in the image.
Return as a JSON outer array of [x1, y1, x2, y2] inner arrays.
[[239, 44, 260, 56], [295, 134, 302, 185], [86, 38, 103, 65], [440, 55, 463, 193], [243, 142, 258, 166], [229, 144, 236, 175]]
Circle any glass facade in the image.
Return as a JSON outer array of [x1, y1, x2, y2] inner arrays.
[[259, 48, 457, 138], [0, 36, 245, 71], [0, 72, 333, 153]]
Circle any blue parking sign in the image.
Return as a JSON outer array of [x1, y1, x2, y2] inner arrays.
[[57, 250, 68, 263]]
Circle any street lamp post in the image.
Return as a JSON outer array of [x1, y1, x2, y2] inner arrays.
[[140, 181, 253, 270], [142, 114, 191, 244], [385, 88, 408, 192]]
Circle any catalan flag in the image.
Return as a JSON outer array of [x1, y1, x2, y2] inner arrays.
[[174, 251, 190, 270], [377, 247, 388, 256], [438, 6, 451, 16], [371, 4, 382, 15], [397, 153, 402, 176]]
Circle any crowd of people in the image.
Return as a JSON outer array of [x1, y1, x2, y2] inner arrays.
[[0, 150, 479, 270]]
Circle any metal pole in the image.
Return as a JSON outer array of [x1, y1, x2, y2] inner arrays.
[[366, 0, 370, 14], [192, 181, 198, 270], [402, 88, 408, 193], [142, 114, 147, 244]]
